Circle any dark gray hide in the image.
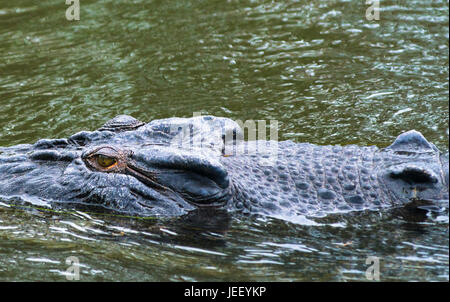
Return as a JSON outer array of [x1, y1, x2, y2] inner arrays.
[[0, 115, 448, 221]]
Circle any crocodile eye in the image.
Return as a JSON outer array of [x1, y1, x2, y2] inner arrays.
[[96, 155, 117, 168]]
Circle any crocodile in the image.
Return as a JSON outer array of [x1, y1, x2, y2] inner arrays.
[[0, 115, 448, 221]]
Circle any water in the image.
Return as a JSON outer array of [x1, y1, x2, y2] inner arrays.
[[0, 0, 448, 281]]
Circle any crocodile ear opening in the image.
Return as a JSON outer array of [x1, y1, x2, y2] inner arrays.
[[388, 165, 438, 184]]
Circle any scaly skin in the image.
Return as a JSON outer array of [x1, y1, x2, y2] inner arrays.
[[0, 115, 448, 221]]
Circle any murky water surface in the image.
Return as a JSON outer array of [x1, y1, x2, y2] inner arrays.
[[0, 0, 448, 281]]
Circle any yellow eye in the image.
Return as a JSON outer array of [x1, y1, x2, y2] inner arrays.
[[96, 155, 117, 168]]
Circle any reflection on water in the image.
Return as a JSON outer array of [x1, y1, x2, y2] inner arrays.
[[0, 0, 448, 281], [0, 204, 448, 281]]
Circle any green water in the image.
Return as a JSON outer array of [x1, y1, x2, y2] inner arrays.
[[0, 0, 448, 281]]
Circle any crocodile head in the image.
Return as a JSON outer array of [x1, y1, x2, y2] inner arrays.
[[0, 115, 239, 217]]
